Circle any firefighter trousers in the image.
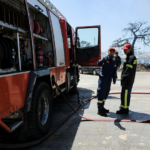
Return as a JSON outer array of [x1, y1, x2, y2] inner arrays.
[[97, 78, 112, 110], [121, 86, 132, 110]]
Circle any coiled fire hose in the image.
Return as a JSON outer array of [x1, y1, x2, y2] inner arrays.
[[0, 82, 150, 149]]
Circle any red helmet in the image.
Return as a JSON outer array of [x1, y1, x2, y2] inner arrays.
[[108, 47, 116, 52], [122, 44, 132, 50]]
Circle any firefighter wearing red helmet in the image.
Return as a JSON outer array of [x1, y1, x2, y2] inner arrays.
[[116, 43, 137, 114], [97, 47, 117, 117]]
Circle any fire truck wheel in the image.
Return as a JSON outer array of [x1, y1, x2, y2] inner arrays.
[[28, 82, 52, 140]]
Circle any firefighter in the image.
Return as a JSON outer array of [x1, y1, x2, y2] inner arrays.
[[97, 47, 117, 117], [115, 51, 121, 79], [116, 43, 137, 114]]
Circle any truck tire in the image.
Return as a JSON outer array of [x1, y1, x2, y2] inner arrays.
[[28, 82, 52, 140]]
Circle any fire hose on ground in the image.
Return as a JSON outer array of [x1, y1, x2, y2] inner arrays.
[[54, 82, 150, 123], [0, 82, 150, 149]]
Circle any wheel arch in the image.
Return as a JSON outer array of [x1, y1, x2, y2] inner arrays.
[[24, 69, 53, 113]]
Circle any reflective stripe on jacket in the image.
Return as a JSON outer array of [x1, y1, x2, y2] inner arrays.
[[121, 51, 137, 86]]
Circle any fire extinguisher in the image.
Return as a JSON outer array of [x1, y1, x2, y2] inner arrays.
[[36, 46, 43, 67], [44, 51, 52, 67], [47, 52, 51, 67]]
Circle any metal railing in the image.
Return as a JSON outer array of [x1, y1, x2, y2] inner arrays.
[[39, 0, 66, 20]]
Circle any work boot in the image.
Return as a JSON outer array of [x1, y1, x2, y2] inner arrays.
[[97, 109, 107, 117], [116, 109, 129, 114], [103, 108, 109, 113]]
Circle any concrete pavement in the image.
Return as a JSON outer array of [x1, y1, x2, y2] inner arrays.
[[27, 72, 150, 150]]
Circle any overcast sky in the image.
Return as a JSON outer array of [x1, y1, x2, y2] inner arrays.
[[50, 0, 150, 53]]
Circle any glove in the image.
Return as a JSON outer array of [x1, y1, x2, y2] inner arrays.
[[101, 57, 105, 63], [113, 78, 116, 84]]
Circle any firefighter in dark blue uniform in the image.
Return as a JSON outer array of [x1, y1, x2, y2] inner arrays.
[[115, 51, 121, 79], [116, 43, 137, 114], [97, 47, 117, 117]]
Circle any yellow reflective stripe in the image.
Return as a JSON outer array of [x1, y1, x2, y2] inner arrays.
[[126, 64, 133, 68], [121, 105, 129, 109], [98, 99, 106, 103], [72, 64, 75, 67], [124, 60, 127, 63], [125, 90, 128, 108], [121, 89, 129, 109], [114, 65, 116, 67], [98, 100, 103, 103], [103, 63, 104, 65], [133, 60, 137, 64]]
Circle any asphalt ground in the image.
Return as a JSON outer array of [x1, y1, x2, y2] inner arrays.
[[27, 72, 150, 150]]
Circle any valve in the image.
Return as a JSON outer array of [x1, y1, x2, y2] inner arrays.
[[12, 49, 16, 68]]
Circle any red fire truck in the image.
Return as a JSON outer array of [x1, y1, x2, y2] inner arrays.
[[0, 0, 101, 141]]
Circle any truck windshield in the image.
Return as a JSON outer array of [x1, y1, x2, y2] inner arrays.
[[77, 28, 98, 48]]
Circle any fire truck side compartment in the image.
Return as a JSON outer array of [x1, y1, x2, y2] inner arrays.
[[0, 72, 30, 120], [0, 0, 78, 135]]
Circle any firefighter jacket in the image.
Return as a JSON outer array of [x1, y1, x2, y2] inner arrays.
[[121, 51, 137, 87], [97, 56, 116, 80], [115, 55, 121, 67]]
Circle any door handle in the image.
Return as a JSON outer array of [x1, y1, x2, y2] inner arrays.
[[35, 5, 44, 12], [59, 63, 64, 66]]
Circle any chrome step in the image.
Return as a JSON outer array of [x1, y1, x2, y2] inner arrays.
[[9, 120, 24, 133]]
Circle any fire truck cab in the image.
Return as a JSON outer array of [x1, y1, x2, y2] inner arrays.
[[0, 0, 101, 141]]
